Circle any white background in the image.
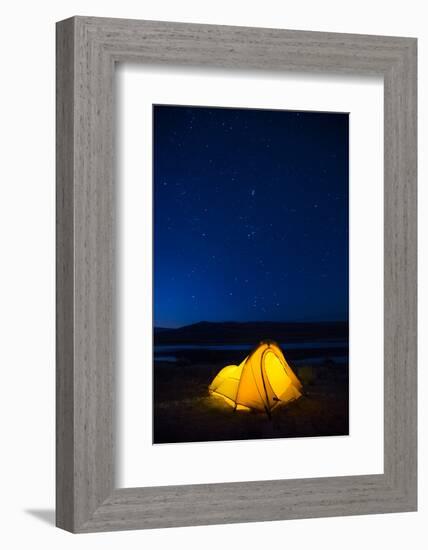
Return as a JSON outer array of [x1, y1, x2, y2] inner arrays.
[[118, 67, 383, 487], [0, 1, 425, 549]]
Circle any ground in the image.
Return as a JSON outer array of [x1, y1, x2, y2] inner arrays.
[[153, 362, 349, 444]]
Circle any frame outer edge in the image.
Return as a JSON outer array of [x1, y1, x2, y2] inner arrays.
[[56, 16, 76, 532]]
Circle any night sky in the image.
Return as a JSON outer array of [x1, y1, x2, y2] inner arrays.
[[153, 105, 348, 328]]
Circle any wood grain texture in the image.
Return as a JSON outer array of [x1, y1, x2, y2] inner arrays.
[[56, 16, 417, 532], [56, 18, 75, 532]]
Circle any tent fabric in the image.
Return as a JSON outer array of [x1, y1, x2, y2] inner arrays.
[[209, 341, 302, 413]]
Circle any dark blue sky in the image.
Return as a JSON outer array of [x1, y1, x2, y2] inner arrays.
[[153, 105, 348, 328]]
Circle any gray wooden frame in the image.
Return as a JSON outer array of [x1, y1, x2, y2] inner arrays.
[[56, 16, 417, 533]]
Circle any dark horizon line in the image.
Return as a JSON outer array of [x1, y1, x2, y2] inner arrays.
[[154, 319, 349, 330]]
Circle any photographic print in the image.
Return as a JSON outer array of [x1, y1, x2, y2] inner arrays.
[[153, 104, 349, 444]]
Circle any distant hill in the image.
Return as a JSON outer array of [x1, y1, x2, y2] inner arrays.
[[154, 320, 348, 345]]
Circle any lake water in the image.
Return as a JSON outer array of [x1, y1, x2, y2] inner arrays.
[[154, 340, 348, 364]]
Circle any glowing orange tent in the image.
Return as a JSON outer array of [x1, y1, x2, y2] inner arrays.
[[209, 341, 302, 414]]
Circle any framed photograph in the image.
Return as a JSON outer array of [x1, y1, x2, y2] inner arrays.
[[150, 104, 350, 445], [56, 17, 417, 532]]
